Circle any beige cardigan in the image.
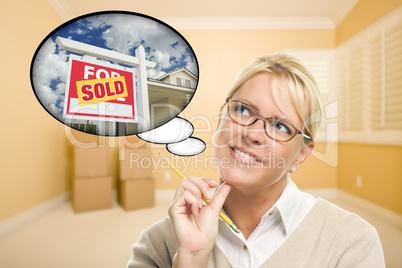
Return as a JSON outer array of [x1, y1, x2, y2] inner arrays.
[[127, 198, 385, 267]]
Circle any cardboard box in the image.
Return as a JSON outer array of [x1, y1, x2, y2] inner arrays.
[[75, 147, 109, 177], [119, 148, 153, 180], [119, 177, 155, 211], [72, 176, 113, 213]]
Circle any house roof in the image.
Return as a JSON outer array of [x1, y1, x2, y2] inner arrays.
[[157, 67, 198, 80]]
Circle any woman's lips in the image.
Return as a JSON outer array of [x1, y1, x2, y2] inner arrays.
[[230, 146, 262, 164]]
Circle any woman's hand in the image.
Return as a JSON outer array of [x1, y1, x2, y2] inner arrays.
[[168, 177, 232, 267]]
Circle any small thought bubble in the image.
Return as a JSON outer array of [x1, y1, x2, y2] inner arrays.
[[167, 137, 206, 156], [138, 116, 206, 157], [138, 117, 194, 144]]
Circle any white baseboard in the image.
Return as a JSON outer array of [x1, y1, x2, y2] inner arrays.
[[0, 193, 70, 238]]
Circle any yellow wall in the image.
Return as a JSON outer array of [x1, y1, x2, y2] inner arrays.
[[0, 1, 67, 221], [335, 0, 402, 214], [292, 142, 338, 189], [336, 0, 402, 45], [338, 143, 402, 214]]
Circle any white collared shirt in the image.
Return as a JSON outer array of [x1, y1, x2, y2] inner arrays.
[[216, 177, 316, 267]]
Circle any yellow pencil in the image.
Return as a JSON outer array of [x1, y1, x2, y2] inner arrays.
[[159, 153, 240, 234]]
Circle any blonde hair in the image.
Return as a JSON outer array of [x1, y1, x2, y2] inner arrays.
[[226, 52, 322, 142]]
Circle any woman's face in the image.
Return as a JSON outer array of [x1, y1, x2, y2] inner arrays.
[[214, 71, 311, 191]]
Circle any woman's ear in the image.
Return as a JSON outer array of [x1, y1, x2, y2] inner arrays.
[[217, 104, 225, 129], [291, 141, 315, 172]]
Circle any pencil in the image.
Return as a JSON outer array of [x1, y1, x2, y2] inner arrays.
[[159, 153, 240, 234]]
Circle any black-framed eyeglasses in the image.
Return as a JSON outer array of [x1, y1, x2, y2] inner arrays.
[[225, 99, 311, 142]]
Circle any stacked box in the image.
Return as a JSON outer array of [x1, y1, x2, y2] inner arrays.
[[119, 178, 155, 210], [74, 147, 108, 177], [120, 147, 153, 180], [73, 147, 112, 213], [73, 176, 113, 213], [119, 147, 155, 210]]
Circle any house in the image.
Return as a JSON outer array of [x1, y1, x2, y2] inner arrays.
[[125, 67, 198, 135], [156, 67, 198, 89]]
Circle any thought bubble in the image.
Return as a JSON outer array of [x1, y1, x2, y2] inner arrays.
[[138, 117, 193, 144], [167, 137, 206, 156], [30, 11, 199, 136], [137, 116, 206, 157]]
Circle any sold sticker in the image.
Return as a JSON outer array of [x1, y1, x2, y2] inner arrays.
[[76, 76, 128, 106]]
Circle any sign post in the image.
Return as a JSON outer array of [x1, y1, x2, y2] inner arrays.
[[135, 45, 150, 132]]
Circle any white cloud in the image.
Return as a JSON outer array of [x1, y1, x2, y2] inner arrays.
[[34, 39, 69, 84], [87, 15, 144, 54], [48, 103, 62, 118], [86, 14, 195, 73], [147, 68, 166, 79], [32, 39, 69, 117], [183, 55, 198, 76], [75, 28, 86, 35], [149, 50, 171, 69]]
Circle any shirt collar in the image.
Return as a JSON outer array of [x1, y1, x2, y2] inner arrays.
[[262, 174, 302, 234]]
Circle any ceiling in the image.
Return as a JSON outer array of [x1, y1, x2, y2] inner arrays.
[[49, 0, 359, 29]]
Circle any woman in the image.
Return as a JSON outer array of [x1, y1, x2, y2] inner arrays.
[[127, 53, 385, 267]]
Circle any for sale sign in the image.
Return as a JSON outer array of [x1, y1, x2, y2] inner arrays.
[[63, 54, 137, 122]]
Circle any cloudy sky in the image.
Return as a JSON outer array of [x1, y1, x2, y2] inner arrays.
[[32, 12, 198, 120]]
